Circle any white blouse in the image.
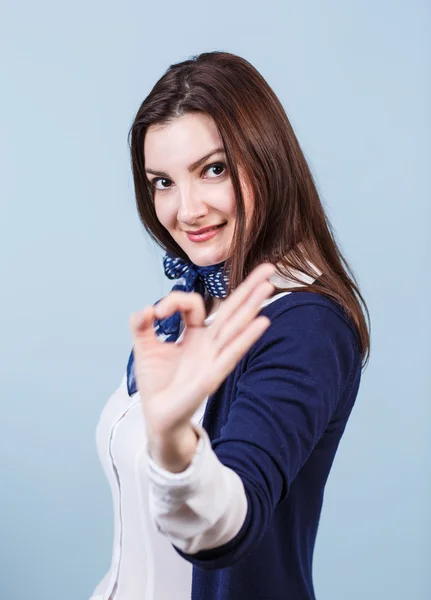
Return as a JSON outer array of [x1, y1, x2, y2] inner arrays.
[[89, 305, 234, 599]]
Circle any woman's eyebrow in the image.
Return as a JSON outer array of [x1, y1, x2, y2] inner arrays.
[[145, 147, 225, 178]]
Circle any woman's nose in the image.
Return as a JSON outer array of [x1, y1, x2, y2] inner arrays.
[[176, 187, 208, 224]]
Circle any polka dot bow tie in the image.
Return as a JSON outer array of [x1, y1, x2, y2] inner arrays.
[[126, 252, 231, 396]]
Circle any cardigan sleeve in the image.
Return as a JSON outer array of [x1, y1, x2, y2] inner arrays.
[[173, 301, 360, 569]]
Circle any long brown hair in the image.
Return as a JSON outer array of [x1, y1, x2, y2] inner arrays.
[[128, 51, 371, 368]]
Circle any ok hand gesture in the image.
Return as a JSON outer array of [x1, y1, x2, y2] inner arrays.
[[129, 262, 276, 439]]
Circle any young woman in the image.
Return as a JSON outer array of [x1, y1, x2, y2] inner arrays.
[[89, 51, 370, 600]]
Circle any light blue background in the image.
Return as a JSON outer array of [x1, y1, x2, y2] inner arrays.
[[1, 1, 429, 598]]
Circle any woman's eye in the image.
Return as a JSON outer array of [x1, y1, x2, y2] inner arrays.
[[152, 178, 172, 190], [205, 162, 226, 178]]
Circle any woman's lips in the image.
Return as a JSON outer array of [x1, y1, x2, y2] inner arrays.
[[186, 223, 227, 242]]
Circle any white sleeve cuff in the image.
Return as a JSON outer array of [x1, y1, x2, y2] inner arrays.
[[144, 423, 248, 554]]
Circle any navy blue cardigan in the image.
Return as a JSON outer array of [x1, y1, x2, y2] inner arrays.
[[174, 290, 363, 599]]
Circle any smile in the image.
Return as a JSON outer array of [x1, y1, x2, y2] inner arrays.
[[185, 223, 227, 242]]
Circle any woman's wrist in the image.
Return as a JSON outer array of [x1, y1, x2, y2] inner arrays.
[[147, 423, 200, 473]]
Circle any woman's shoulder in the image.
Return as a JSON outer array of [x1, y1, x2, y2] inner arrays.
[[241, 287, 363, 418], [260, 288, 361, 353]]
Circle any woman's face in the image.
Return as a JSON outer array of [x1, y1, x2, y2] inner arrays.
[[144, 112, 253, 266]]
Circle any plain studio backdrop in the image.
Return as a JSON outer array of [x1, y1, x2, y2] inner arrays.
[[0, 1, 429, 599]]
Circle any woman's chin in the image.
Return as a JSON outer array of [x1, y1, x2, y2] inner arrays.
[[189, 246, 230, 266]]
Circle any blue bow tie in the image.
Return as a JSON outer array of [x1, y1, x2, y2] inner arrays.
[[126, 252, 230, 396]]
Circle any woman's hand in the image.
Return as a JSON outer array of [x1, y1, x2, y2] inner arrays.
[[129, 262, 276, 439]]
